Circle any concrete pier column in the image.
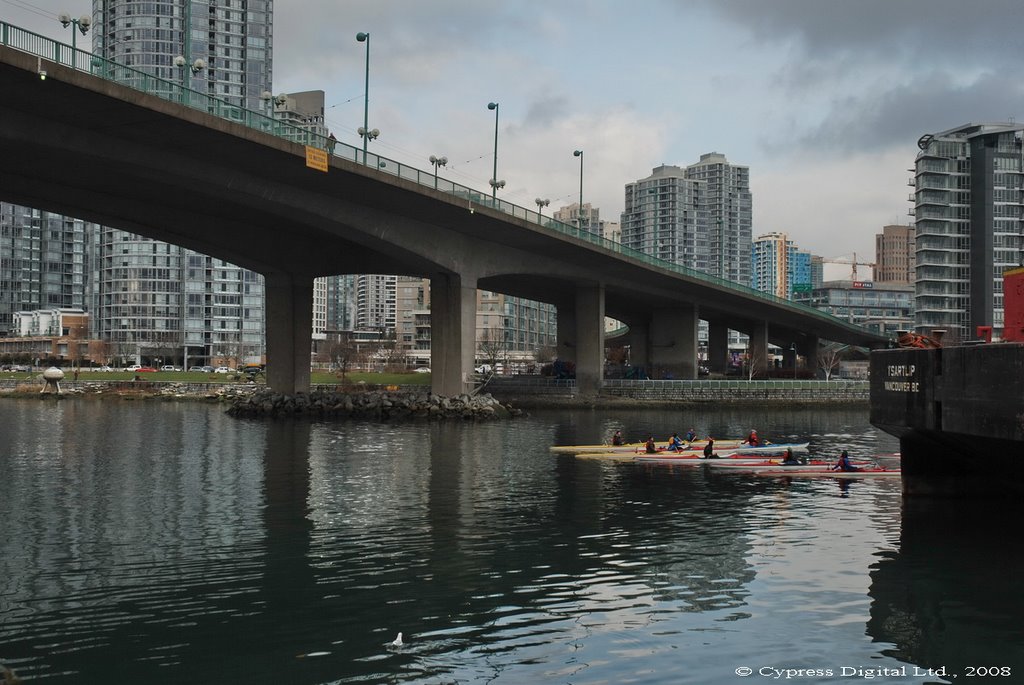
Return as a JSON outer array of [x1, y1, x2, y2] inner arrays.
[[264, 272, 314, 395], [574, 284, 605, 396], [430, 272, 477, 397], [749, 320, 770, 378], [707, 322, 729, 374], [801, 335, 819, 378], [627, 323, 650, 375], [557, 306, 577, 364], [649, 304, 699, 379]]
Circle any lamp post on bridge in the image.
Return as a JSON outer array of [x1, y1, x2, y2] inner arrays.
[[487, 102, 504, 202], [58, 12, 91, 70], [535, 198, 550, 219], [429, 155, 447, 189], [573, 149, 584, 232], [260, 91, 287, 129], [356, 31, 374, 164]]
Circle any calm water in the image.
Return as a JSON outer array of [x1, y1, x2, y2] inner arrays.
[[1, 399, 1022, 684]]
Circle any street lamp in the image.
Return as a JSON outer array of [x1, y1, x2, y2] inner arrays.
[[357, 31, 371, 164], [58, 12, 91, 70], [573, 149, 584, 231], [429, 155, 447, 189], [535, 198, 550, 217], [487, 101, 502, 201], [173, 55, 206, 88]]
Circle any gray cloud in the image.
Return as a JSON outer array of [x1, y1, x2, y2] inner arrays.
[[772, 72, 1024, 154], [687, 0, 1024, 65]]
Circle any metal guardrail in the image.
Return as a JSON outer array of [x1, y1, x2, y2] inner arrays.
[[2, 20, 879, 339]]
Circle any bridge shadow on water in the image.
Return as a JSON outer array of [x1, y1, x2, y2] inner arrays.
[[867, 498, 1024, 677]]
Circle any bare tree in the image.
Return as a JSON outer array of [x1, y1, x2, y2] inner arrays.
[[374, 327, 402, 372], [818, 343, 847, 381], [328, 335, 359, 382], [477, 325, 509, 369], [743, 344, 768, 380]]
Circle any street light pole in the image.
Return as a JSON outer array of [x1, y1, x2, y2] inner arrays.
[[488, 102, 500, 200], [357, 32, 370, 164], [535, 198, 550, 219], [573, 149, 584, 232], [429, 155, 447, 189], [58, 12, 91, 70]]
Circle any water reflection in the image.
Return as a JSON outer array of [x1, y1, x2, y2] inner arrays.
[[3, 400, 1016, 685], [868, 499, 1024, 679]]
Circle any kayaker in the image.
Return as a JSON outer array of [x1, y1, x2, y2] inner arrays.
[[743, 430, 760, 446], [703, 438, 719, 459], [780, 448, 803, 465], [645, 437, 658, 454], [611, 430, 624, 446], [684, 428, 697, 442], [668, 433, 684, 452], [831, 450, 860, 472]]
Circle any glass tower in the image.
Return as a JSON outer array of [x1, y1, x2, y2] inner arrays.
[[82, 0, 273, 366], [912, 123, 1024, 339]]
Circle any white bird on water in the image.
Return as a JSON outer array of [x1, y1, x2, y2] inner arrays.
[[390, 632, 404, 648]]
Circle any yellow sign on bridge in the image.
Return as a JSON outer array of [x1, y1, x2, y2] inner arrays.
[[305, 146, 328, 172]]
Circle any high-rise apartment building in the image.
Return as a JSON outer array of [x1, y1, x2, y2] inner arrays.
[[752, 232, 812, 300], [93, 0, 273, 111], [912, 123, 1024, 338], [686, 152, 753, 285], [621, 165, 707, 270], [874, 224, 915, 284], [0, 206, 89, 336], [751, 232, 792, 299], [83, 1, 275, 366], [356, 275, 396, 332], [621, 154, 752, 285], [553, 203, 602, 238]]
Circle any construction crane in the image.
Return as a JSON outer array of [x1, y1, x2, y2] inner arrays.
[[821, 253, 875, 281]]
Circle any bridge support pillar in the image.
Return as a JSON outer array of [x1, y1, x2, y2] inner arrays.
[[749, 321, 770, 378], [708, 322, 729, 374], [802, 335, 819, 378], [649, 304, 699, 379], [574, 285, 605, 396], [557, 307, 576, 364], [430, 273, 476, 396], [265, 272, 313, 395], [628, 324, 649, 375]]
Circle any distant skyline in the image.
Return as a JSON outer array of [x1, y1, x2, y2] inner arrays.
[[6, 0, 1022, 265]]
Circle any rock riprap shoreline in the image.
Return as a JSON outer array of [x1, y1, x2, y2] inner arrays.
[[226, 388, 522, 419]]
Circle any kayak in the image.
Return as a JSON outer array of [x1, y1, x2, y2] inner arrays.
[[550, 439, 747, 454], [707, 459, 877, 472], [751, 467, 900, 478], [733, 440, 811, 450], [633, 453, 787, 464]]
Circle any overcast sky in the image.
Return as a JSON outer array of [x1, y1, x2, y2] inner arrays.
[[7, 0, 1024, 266]]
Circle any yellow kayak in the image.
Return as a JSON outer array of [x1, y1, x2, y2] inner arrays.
[[549, 439, 746, 454]]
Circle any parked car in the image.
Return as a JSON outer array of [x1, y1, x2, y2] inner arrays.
[[136, 367, 157, 372], [414, 367, 431, 373], [201, 366, 214, 373], [213, 366, 232, 374], [160, 365, 180, 372], [96, 366, 114, 372], [126, 364, 142, 371], [188, 366, 205, 372]]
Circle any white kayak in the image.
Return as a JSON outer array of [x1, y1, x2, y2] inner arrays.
[[751, 467, 900, 478]]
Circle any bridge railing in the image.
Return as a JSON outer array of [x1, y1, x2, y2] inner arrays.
[[3, 20, 876, 338]]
